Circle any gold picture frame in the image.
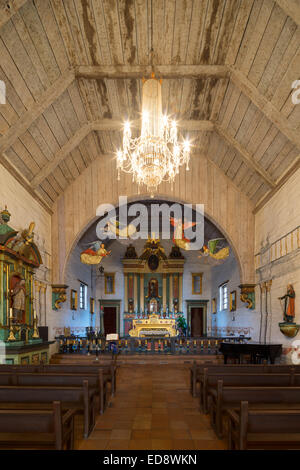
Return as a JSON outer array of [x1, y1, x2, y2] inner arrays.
[[70, 289, 78, 310], [192, 273, 203, 295], [230, 290, 237, 312], [105, 273, 115, 294], [212, 298, 217, 314], [90, 298, 95, 314]]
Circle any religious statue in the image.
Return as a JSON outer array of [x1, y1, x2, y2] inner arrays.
[[8, 222, 35, 258], [80, 242, 111, 265], [11, 279, 26, 324], [279, 284, 295, 323]]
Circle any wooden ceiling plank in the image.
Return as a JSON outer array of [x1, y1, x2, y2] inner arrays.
[[74, 0, 103, 66], [171, 0, 193, 65], [50, 0, 77, 64], [247, 3, 287, 87], [92, 0, 113, 65], [185, 0, 208, 64], [215, 123, 276, 188], [225, 0, 254, 66], [34, 0, 69, 73], [0, 68, 75, 153], [239, 0, 274, 76], [101, 0, 124, 64], [230, 66, 300, 149], [213, 0, 239, 65], [118, 0, 138, 66], [62, 0, 89, 64], [264, 26, 300, 101], [11, 10, 51, 89], [257, 16, 297, 96], [0, 0, 28, 29], [18, 0, 61, 84], [274, 0, 300, 27]]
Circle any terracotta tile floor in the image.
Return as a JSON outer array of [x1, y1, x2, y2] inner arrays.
[[77, 364, 227, 450]]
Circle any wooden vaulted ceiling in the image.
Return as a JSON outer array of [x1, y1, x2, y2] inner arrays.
[[0, 0, 299, 215]]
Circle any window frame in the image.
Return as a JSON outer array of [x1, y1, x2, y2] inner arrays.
[[79, 282, 87, 310], [219, 282, 229, 311]]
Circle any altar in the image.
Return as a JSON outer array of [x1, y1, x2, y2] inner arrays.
[[128, 313, 177, 338]]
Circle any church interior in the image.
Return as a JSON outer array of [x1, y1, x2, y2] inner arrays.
[[0, 0, 299, 452]]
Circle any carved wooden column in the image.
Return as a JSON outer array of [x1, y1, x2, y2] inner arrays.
[[169, 274, 173, 311], [163, 273, 167, 312], [124, 274, 128, 312], [179, 273, 183, 312], [140, 273, 144, 313], [134, 274, 138, 312]]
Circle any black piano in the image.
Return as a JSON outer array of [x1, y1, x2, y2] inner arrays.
[[219, 342, 282, 364]]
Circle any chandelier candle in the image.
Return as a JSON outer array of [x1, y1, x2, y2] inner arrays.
[[116, 76, 191, 191]]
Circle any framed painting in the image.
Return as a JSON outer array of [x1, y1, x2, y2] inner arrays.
[[90, 298, 95, 314], [230, 290, 237, 312], [192, 273, 203, 295], [31, 353, 40, 364], [21, 356, 30, 365], [212, 298, 217, 314], [70, 289, 78, 310]]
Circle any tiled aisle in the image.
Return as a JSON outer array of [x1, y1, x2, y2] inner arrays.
[[78, 363, 226, 450]]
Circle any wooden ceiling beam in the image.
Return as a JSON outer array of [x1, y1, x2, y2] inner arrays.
[[31, 122, 93, 188], [229, 66, 300, 150], [0, 68, 75, 154], [75, 65, 229, 79], [0, 153, 53, 214], [274, 0, 300, 27], [0, 0, 29, 29], [31, 119, 214, 188], [215, 124, 276, 189], [253, 154, 300, 213]]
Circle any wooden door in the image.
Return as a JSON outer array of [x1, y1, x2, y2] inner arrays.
[[103, 307, 117, 335], [191, 307, 203, 337]]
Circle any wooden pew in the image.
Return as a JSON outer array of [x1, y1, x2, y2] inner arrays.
[[0, 371, 107, 415], [0, 401, 75, 450], [0, 380, 96, 438], [201, 370, 298, 413], [208, 381, 300, 438], [228, 401, 300, 450], [0, 362, 116, 397], [190, 361, 299, 397]]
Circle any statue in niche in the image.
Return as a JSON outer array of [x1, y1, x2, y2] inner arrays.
[[146, 279, 159, 299], [279, 284, 295, 323], [11, 279, 26, 324]]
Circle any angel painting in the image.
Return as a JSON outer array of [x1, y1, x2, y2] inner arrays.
[[80, 242, 111, 265], [106, 219, 137, 240], [198, 238, 229, 261], [170, 217, 197, 251]]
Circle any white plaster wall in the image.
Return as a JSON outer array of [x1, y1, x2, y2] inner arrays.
[[210, 252, 260, 340], [255, 168, 300, 362], [48, 244, 95, 340]]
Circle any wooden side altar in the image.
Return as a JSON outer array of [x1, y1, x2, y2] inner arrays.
[[128, 313, 177, 337], [0, 207, 52, 364]]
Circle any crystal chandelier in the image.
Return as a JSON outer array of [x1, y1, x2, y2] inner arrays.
[[116, 75, 191, 192]]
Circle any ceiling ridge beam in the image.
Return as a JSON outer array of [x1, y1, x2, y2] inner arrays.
[[0, 0, 29, 30], [214, 124, 276, 189], [75, 65, 229, 79], [0, 152, 52, 214], [253, 153, 300, 213], [0, 67, 75, 154], [229, 66, 300, 150], [274, 0, 300, 27]]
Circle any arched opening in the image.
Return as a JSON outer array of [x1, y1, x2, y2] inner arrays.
[[57, 197, 250, 340]]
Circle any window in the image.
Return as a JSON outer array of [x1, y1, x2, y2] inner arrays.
[[219, 282, 228, 311], [79, 282, 87, 309], [192, 273, 203, 294], [105, 273, 115, 294]]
